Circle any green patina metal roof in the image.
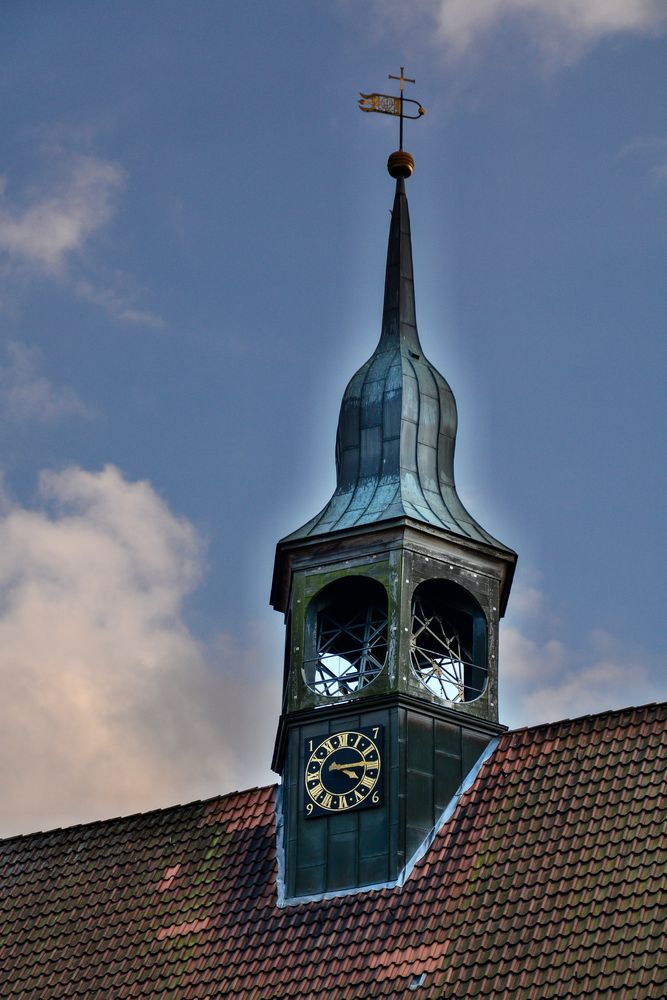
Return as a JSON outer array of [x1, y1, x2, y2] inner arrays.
[[286, 177, 511, 551]]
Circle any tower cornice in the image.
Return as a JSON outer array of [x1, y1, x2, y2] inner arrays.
[[271, 516, 516, 616]]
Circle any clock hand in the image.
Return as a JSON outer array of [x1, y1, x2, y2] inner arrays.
[[328, 761, 366, 772]]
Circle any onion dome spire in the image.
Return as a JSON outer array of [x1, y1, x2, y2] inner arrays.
[[285, 171, 509, 553]]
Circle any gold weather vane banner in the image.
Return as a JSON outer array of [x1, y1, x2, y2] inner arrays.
[[358, 93, 425, 119], [358, 92, 400, 116]]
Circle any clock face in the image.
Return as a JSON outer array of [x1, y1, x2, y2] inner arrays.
[[304, 726, 383, 818]]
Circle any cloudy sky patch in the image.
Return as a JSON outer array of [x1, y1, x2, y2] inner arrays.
[[0, 341, 94, 424], [0, 155, 125, 273], [379, 0, 667, 62], [0, 466, 279, 837]]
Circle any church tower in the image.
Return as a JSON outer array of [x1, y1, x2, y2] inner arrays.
[[271, 105, 516, 901]]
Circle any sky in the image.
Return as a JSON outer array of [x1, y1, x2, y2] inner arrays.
[[0, 0, 665, 837]]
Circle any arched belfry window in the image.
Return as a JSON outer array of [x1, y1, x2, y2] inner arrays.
[[303, 577, 388, 698], [410, 580, 487, 703]]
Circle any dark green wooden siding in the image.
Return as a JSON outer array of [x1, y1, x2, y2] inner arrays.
[[283, 703, 494, 899]]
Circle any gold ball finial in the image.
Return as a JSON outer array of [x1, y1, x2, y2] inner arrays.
[[387, 150, 414, 178]]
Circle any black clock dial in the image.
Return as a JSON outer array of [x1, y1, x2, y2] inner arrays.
[[304, 726, 383, 818]]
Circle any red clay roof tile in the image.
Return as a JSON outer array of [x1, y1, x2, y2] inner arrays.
[[0, 703, 665, 997]]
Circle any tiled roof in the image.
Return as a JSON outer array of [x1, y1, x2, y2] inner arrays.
[[1, 702, 665, 998]]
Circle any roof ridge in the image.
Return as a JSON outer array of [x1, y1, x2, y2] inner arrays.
[[502, 700, 666, 741], [0, 782, 278, 845]]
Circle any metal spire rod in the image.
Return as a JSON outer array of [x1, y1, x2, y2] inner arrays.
[[388, 66, 415, 151]]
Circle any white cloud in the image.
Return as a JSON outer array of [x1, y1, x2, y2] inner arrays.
[[0, 466, 279, 837], [74, 278, 165, 329], [375, 0, 666, 62], [499, 581, 664, 728], [0, 156, 125, 272], [617, 136, 667, 183], [0, 147, 163, 328], [0, 342, 94, 423]]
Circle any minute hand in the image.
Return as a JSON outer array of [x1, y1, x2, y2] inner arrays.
[[328, 760, 367, 772]]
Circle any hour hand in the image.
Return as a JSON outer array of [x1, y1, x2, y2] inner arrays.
[[328, 760, 365, 777]]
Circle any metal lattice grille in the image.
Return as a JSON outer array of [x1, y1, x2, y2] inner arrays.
[[305, 603, 387, 697], [410, 596, 485, 702]]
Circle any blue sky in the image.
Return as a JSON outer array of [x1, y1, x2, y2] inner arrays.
[[0, 1, 665, 835]]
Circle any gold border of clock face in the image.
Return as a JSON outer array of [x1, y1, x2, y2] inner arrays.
[[304, 727, 383, 817]]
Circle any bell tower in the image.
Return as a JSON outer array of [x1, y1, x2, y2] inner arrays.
[[271, 87, 516, 901]]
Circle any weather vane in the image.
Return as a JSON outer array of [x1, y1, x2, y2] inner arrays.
[[358, 66, 426, 178]]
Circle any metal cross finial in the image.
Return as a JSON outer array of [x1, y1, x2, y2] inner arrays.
[[388, 67, 415, 94]]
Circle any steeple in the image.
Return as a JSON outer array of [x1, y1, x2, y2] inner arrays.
[[279, 173, 512, 573], [271, 78, 516, 902]]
